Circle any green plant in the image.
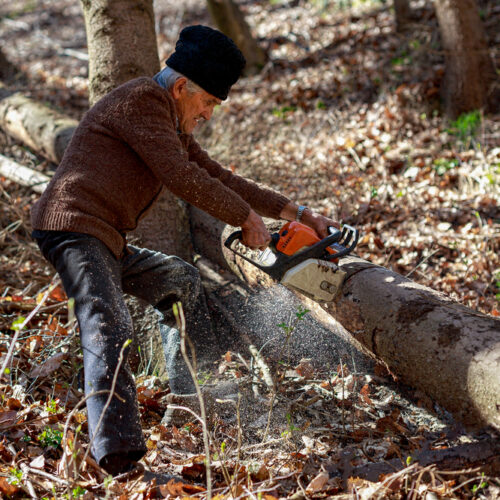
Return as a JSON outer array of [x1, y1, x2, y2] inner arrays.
[[71, 486, 87, 498], [10, 316, 26, 331], [447, 110, 481, 145], [316, 100, 326, 110], [433, 157, 459, 176], [370, 186, 378, 198], [37, 426, 63, 449], [472, 472, 488, 494], [197, 371, 212, 385], [8, 467, 23, 485], [45, 398, 61, 414], [281, 412, 300, 438], [495, 271, 500, 302], [272, 105, 297, 119], [391, 49, 411, 67]]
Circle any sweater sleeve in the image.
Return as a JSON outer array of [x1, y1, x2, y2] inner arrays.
[[103, 80, 251, 227], [185, 137, 290, 219]]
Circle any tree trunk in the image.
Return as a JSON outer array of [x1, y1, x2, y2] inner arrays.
[[433, 0, 498, 118], [0, 83, 78, 165], [394, 0, 411, 32], [220, 226, 500, 431], [206, 0, 267, 75], [79, 0, 192, 261], [80, 0, 161, 105], [0, 48, 17, 82], [79, 0, 194, 374]]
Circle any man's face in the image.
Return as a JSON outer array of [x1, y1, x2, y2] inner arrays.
[[172, 78, 222, 134]]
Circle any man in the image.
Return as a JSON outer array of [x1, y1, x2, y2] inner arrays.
[[31, 25, 338, 476]]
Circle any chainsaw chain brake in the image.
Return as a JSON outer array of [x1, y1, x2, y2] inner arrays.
[[324, 224, 359, 260]]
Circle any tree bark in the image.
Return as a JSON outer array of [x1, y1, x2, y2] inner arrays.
[[0, 83, 77, 165], [433, 0, 498, 118], [79, 0, 195, 371], [79, 0, 192, 260], [206, 0, 267, 75], [0, 48, 17, 82], [394, 0, 411, 32], [220, 226, 500, 431], [80, 0, 161, 105]]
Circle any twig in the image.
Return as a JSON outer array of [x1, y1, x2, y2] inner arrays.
[[340, 358, 346, 437], [449, 474, 497, 495], [174, 301, 212, 500], [248, 344, 274, 389], [0, 282, 56, 380], [18, 463, 37, 498], [20, 465, 67, 484], [405, 247, 439, 278]]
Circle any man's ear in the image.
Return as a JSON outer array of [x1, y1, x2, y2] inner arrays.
[[171, 77, 188, 99]]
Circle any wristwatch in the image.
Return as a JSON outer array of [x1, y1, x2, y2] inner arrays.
[[296, 205, 308, 222]]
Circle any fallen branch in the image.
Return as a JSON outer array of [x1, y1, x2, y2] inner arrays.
[[0, 83, 77, 164], [248, 344, 274, 390], [0, 154, 51, 193]]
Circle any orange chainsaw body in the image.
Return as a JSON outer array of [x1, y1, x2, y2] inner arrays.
[[276, 221, 337, 259]]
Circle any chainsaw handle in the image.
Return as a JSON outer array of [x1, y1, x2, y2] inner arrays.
[[224, 230, 243, 250], [325, 224, 359, 260], [224, 230, 283, 280]]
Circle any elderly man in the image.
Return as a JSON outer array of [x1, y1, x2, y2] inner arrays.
[[31, 25, 338, 476]]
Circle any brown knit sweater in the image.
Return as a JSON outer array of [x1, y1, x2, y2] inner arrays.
[[31, 77, 289, 258]]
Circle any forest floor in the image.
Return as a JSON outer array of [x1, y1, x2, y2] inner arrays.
[[0, 0, 499, 498]]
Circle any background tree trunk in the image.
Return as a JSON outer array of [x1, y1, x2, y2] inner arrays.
[[0, 48, 17, 82], [206, 0, 267, 75], [394, 0, 411, 32], [80, 0, 193, 373], [220, 227, 500, 431], [79, 0, 192, 260], [80, 0, 161, 105], [433, 0, 498, 117]]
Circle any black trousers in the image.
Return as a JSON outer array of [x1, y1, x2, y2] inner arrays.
[[33, 230, 219, 465]]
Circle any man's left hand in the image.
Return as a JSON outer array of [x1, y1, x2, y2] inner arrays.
[[279, 202, 340, 238], [300, 209, 340, 238]]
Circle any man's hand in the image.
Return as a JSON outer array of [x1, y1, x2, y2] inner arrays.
[[279, 202, 340, 238], [240, 209, 271, 250], [300, 209, 340, 238]]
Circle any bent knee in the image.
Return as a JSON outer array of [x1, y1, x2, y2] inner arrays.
[[155, 258, 202, 308]]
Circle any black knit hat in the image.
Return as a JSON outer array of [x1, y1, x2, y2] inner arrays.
[[166, 25, 246, 100]]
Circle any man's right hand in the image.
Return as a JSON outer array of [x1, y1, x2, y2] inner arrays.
[[240, 210, 271, 250]]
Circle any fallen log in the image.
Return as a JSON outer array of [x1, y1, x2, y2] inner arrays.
[[220, 224, 500, 431], [0, 155, 51, 193], [0, 83, 78, 164]]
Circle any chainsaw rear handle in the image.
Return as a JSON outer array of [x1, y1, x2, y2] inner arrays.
[[223, 230, 279, 251]]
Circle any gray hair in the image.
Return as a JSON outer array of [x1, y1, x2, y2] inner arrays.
[[153, 65, 202, 94]]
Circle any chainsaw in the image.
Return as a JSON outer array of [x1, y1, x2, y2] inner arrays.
[[224, 221, 359, 302]]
